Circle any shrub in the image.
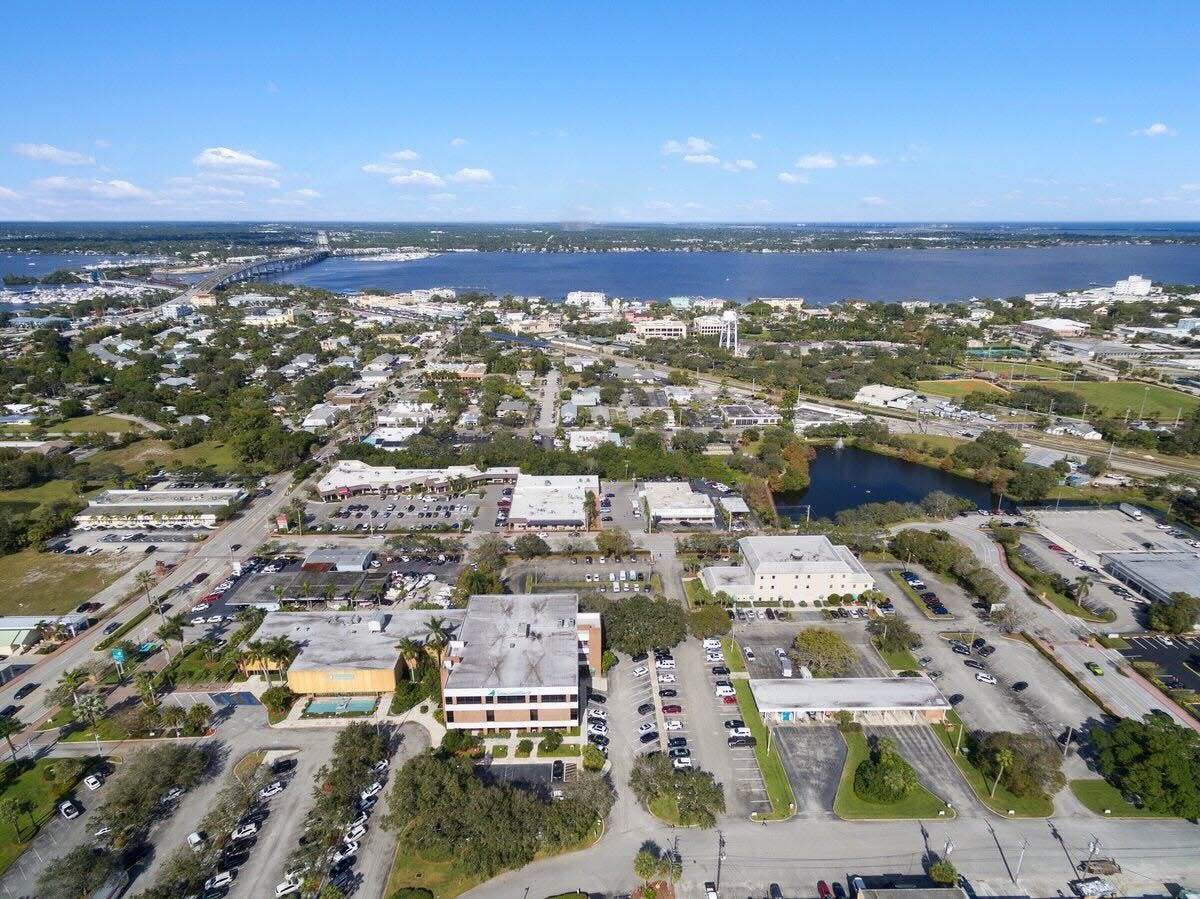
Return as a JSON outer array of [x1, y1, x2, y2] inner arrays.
[[582, 744, 606, 771], [540, 731, 564, 752], [853, 737, 917, 802], [929, 860, 958, 885], [516, 738, 533, 757], [601, 650, 618, 673]]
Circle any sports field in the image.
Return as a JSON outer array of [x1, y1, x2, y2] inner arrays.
[[916, 379, 1006, 400], [972, 360, 1070, 380], [1042, 380, 1200, 419]]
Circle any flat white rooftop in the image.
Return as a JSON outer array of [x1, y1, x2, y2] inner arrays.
[[639, 481, 716, 520], [750, 677, 950, 713], [509, 474, 599, 525], [740, 535, 870, 577], [251, 610, 465, 672]]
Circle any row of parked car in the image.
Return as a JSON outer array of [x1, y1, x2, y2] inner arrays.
[[900, 570, 951, 616]]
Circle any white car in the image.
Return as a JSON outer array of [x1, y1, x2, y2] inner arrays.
[[84, 774, 103, 791], [744, 648, 756, 661], [204, 871, 234, 891], [345, 823, 367, 842], [655, 659, 676, 670], [702, 638, 722, 651], [231, 823, 258, 841], [632, 666, 649, 678], [727, 727, 752, 738], [259, 781, 284, 799], [206, 615, 224, 624], [372, 759, 389, 772], [276, 881, 301, 896], [332, 842, 358, 863], [664, 719, 683, 731], [637, 721, 655, 734], [705, 654, 724, 664], [587, 723, 609, 736], [190, 617, 207, 626], [658, 673, 677, 684], [160, 787, 185, 804], [360, 781, 383, 801], [59, 800, 80, 820], [672, 757, 693, 769], [587, 707, 607, 720], [975, 673, 998, 685]]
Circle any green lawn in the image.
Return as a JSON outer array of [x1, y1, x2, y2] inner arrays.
[[720, 636, 746, 674], [973, 360, 1070, 380], [871, 638, 920, 672], [1042, 380, 1200, 419], [647, 793, 686, 825], [1069, 779, 1174, 818], [0, 479, 86, 512], [731, 680, 796, 819], [0, 758, 90, 875], [916, 379, 1007, 400], [53, 414, 144, 434], [91, 438, 242, 473], [0, 548, 137, 616], [536, 743, 581, 758], [930, 713, 1053, 816], [833, 730, 954, 819]]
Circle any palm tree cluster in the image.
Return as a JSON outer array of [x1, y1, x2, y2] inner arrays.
[[396, 616, 452, 682], [240, 636, 297, 685]]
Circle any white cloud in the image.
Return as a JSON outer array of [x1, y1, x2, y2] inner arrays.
[[1131, 123, 1176, 137], [860, 195, 887, 206], [750, 132, 763, 141], [201, 171, 280, 188], [777, 172, 807, 184], [722, 159, 757, 172], [361, 162, 410, 176], [293, 188, 321, 198], [389, 170, 445, 187], [449, 167, 494, 183], [430, 193, 457, 202], [842, 153, 879, 167], [388, 149, 420, 161], [13, 143, 95, 166], [662, 136, 716, 156], [1182, 183, 1200, 192], [795, 152, 836, 169], [32, 176, 154, 200], [1092, 116, 1107, 125], [449, 137, 468, 147], [682, 154, 720, 165], [193, 146, 279, 170], [0, 186, 20, 200]]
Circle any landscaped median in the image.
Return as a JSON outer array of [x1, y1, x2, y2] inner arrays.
[[720, 636, 746, 674], [1069, 779, 1174, 818], [888, 571, 950, 621], [833, 729, 954, 820], [731, 680, 795, 820], [930, 712, 1053, 817]]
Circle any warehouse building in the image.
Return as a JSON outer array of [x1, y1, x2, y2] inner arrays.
[[443, 593, 601, 733], [639, 481, 717, 527], [507, 473, 599, 530], [75, 486, 246, 530], [301, 548, 374, 572], [1100, 551, 1200, 604]]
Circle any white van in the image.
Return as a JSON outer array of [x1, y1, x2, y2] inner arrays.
[[702, 638, 722, 651], [187, 831, 206, 852], [714, 685, 736, 698]]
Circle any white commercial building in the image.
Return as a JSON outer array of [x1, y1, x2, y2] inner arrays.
[[852, 384, 917, 409], [1016, 317, 1089, 339], [378, 400, 441, 426], [317, 460, 518, 500], [243, 307, 296, 328], [567, 429, 623, 452], [633, 319, 688, 340], [76, 487, 246, 530], [718, 403, 782, 427], [700, 535, 874, 604], [507, 474, 599, 530], [639, 481, 716, 526]]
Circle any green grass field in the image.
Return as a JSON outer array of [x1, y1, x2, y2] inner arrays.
[[1069, 779, 1174, 818], [0, 758, 90, 875], [931, 713, 1053, 816], [732, 680, 796, 820], [53, 414, 144, 434], [972, 360, 1070, 380], [0, 479, 85, 510], [1042, 380, 1200, 419], [91, 438, 241, 473], [871, 638, 920, 672], [916, 379, 1007, 400], [833, 730, 954, 819], [0, 548, 137, 616]]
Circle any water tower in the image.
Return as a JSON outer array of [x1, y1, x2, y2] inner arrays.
[[719, 308, 739, 355]]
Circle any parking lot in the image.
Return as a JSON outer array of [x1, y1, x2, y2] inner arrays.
[[598, 479, 644, 533], [1017, 536, 1134, 628], [508, 552, 656, 596], [1035, 507, 1199, 558], [305, 490, 482, 534], [1120, 633, 1200, 693], [772, 726, 844, 817]]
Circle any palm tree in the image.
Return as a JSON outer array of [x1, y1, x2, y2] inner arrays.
[[72, 693, 107, 735], [57, 668, 85, 705], [266, 636, 295, 675], [424, 617, 451, 665], [395, 638, 423, 682], [134, 570, 164, 624], [134, 671, 159, 710], [160, 704, 186, 736], [0, 715, 23, 761], [289, 498, 306, 536], [0, 797, 28, 841], [1073, 575, 1093, 604], [241, 639, 270, 686], [155, 616, 184, 664], [186, 703, 213, 734], [990, 748, 1014, 798]]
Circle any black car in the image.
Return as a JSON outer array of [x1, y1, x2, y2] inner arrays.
[[667, 737, 687, 748], [588, 733, 609, 748], [0, 705, 17, 718], [637, 702, 655, 716], [231, 544, 241, 551], [723, 719, 745, 729], [668, 747, 690, 759], [963, 659, 986, 670], [103, 621, 122, 635], [978, 645, 996, 657], [639, 731, 659, 744], [589, 693, 607, 705], [948, 693, 964, 705], [271, 757, 297, 774], [727, 735, 757, 748], [1011, 681, 1028, 692], [658, 689, 678, 698], [631, 652, 648, 662], [972, 637, 987, 650], [13, 683, 37, 701], [711, 666, 730, 676], [143, 545, 157, 553], [552, 760, 564, 782]]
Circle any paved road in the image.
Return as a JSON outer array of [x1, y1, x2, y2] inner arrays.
[[864, 724, 977, 814], [537, 368, 560, 437], [772, 726, 844, 818]]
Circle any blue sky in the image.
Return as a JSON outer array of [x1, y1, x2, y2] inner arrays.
[[1, 1, 1198, 222]]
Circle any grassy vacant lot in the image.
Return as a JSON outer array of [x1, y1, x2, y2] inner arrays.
[[1069, 779, 1173, 818], [871, 637, 920, 672], [0, 758, 85, 875], [0, 479, 85, 512], [931, 713, 1053, 816], [1043, 380, 1200, 419], [973, 360, 1069, 380], [53, 414, 143, 434], [732, 680, 795, 820], [0, 548, 136, 616], [91, 438, 241, 473], [833, 730, 954, 819], [915, 379, 1007, 400]]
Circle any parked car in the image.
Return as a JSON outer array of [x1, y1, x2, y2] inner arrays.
[[637, 702, 655, 716], [84, 774, 103, 790], [818, 881, 833, 899], [662, 704, 682, 714], [260, 781, 285, 799], [59, 800, 80, 819], [975, 673, 998, 685], [963, 659, 986, 671], [160, 787, 185, 804], [1011, 681, 1028, 692], [230, 823, 258, 841], [13, 683, 37, 701], [639, 731, 659, 744], [658, 689, 677, 698]]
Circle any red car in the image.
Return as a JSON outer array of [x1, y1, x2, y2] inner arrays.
[[1047, 543, 1065, 552], [200, 592, 221, 603], [722, 695, 738, 705], [662, 704, 682, 714], [818, 882, 833, 899]]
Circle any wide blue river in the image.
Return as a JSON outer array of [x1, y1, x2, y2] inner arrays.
[[266, 243, 1200, 303]]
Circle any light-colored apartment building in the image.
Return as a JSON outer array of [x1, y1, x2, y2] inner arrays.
[[701, 535, 874, 604], [633, 318, 688, 340]]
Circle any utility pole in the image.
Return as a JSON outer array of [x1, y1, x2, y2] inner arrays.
[[1013, 837, 1031, 882], [943, 836, 954, 860], [716, 830, 726, 890], [1087, 835, 1100, 862], [1061, 725, 1072, 758]]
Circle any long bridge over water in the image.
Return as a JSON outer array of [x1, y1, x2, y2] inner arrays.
[[181, 232, 330, 300]]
